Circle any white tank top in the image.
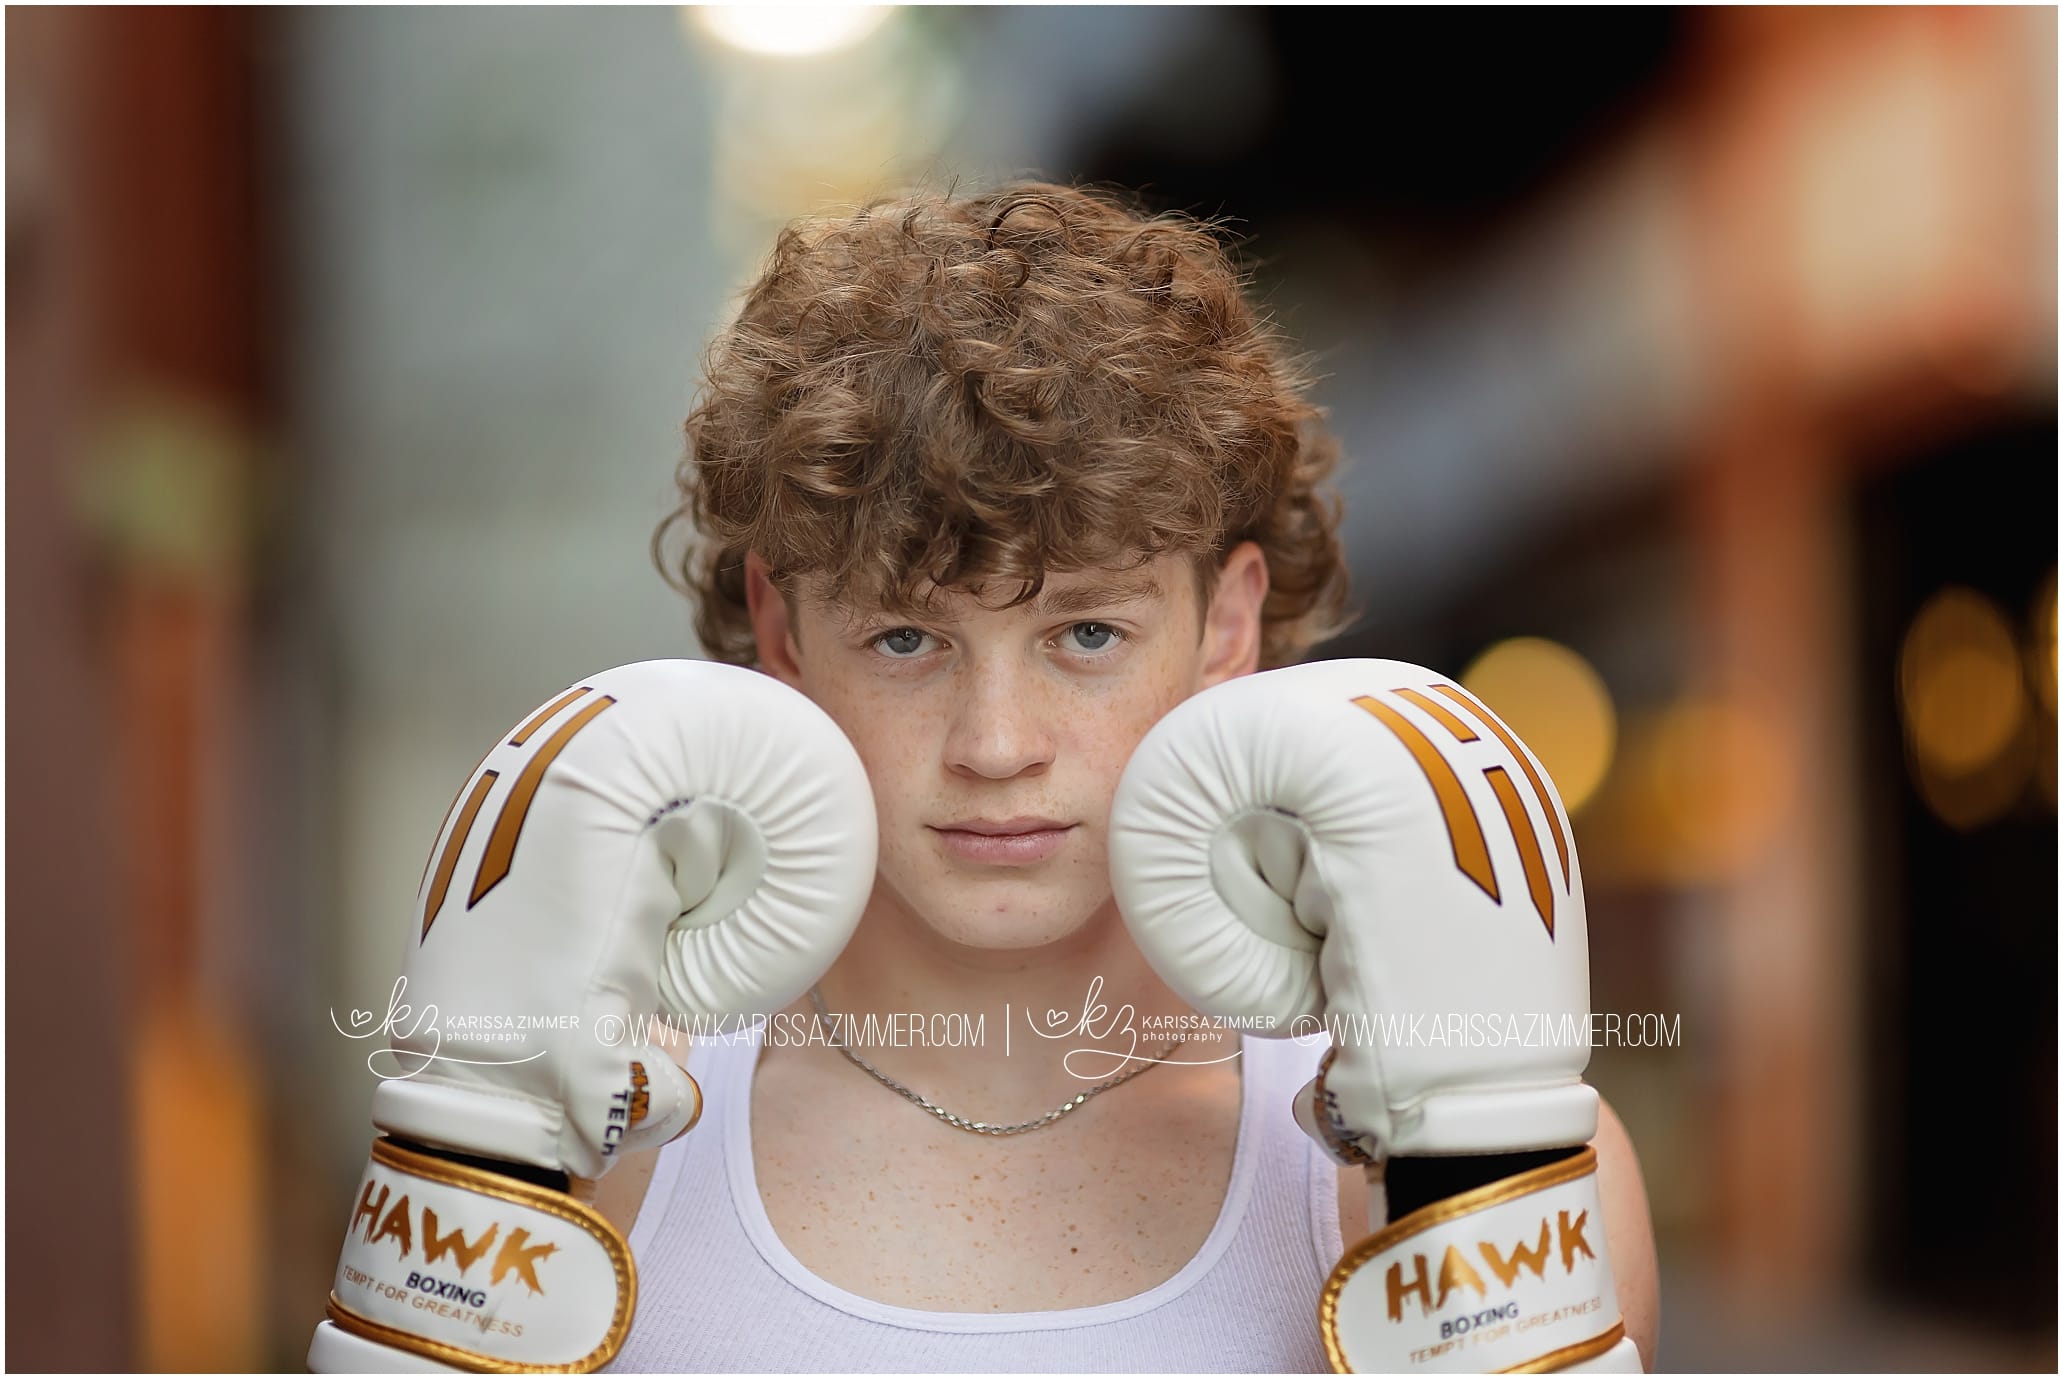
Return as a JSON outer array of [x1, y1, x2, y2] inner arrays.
[[609, 1025, 1347, 1372]]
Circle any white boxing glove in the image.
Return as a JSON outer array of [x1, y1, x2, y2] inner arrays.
[[311, 660, 876, 1373], [1109, 658, 1641, 1373]]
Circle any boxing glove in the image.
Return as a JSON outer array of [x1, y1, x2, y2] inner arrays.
[[1108, 658, 1640, 1372], [311, 659, 877, 1372]]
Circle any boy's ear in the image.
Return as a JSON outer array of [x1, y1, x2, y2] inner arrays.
[[1199, 540, 1269, 688], [742, 551, 805, 688]]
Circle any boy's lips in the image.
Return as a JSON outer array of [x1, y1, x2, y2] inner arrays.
[[936, 816, 1072, 836], [929, 821, 1076, 864]]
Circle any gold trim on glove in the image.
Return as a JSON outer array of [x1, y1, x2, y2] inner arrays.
[[1352, 695, 1501, 906], [1429, 681, 1571, 890], [1501, 1321, 1627, 1373], [1353, 683, 1573, 939]]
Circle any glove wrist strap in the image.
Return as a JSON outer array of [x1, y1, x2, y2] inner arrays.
[[1320, 1146, 1629, 1373], [327, 1137, 634, 1372]]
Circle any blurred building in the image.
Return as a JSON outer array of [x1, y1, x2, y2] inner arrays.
[[7, 6, 2055, 1371]]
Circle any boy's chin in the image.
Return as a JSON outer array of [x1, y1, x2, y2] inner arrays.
[[908, 883, 1115, 952]]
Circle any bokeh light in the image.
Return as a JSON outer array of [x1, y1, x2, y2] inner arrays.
[[1899, 586, 2026, 775], [692, 6, 961, 257], [688, 5, 892, 59], [1460, 637, 1617, 813], [1898, 586, 2037, 830], [1643, 697, 1791, 884], [2028, 569, 2056, 717]]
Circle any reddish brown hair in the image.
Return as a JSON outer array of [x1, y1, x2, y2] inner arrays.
[[655, 178, 1353, 668]]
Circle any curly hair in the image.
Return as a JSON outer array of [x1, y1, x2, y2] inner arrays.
[[654, 177, 1354, 670]]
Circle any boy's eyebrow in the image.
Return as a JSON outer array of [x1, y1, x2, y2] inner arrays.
[[829, 573, 1168, 625], [1031, 574, 1166, 618]]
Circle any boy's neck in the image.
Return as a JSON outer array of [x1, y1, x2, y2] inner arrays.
[[796, 892, 1236, 1105]]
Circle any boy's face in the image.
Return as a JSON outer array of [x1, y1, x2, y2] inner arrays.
[[745, 544, 1269, 952]]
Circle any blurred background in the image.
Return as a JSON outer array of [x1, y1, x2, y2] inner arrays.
[[7, 5, 2055, 1371]]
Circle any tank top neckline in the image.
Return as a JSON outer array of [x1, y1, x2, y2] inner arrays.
[[719, 1022, 1265, 1333]]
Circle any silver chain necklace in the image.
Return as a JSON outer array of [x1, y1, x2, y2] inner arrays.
[[806, 985, 1188, 1137]]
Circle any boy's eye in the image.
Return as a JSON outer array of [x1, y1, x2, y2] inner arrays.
[[1065, 622, 1123, 653], [872, 628, 934, 658]]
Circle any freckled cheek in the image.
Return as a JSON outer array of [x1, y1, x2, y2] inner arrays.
[[1077, 676, 1195, 832], [1077, 713, 1164, 832], [815, 684, 946, 833]]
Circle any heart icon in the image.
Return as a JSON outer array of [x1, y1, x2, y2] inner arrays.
[[350, 1009, 374, 1029]]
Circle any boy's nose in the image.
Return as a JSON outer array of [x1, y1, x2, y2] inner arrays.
[[941, 663, 1057, 780]]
